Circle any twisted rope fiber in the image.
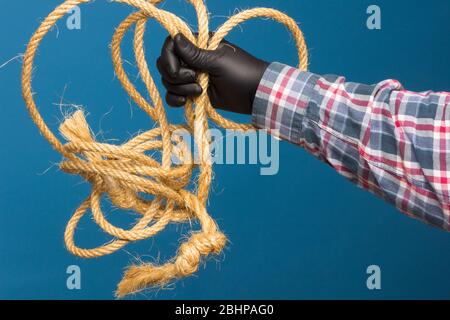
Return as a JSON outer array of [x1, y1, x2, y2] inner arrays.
[[21, 0, 308, 297]]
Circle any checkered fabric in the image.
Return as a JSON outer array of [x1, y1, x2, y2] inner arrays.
[[253, 62, 450, 231]]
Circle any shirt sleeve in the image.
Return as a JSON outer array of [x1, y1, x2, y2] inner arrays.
[[252, 62, 450, 231]]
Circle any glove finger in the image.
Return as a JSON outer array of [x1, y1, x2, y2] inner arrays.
[[157, 59, 196, 84], [162, 79, 203, 97], [165, 92, 187, 107], [173, 33, 215, 72], [159, 36, 180, 78]]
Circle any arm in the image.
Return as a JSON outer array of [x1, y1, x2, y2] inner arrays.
[[157, 34, 450, 231], [254, 62, 450, 231]]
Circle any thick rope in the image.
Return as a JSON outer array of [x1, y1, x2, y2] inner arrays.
[[21, 0, 308, 298]]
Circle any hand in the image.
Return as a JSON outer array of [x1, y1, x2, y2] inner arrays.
[[157, 34, 270, 115]]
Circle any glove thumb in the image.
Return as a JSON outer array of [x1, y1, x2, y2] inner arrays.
[[174, 33, 215, 72]]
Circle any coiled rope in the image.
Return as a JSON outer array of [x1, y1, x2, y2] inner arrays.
[[21, 0, 308, 297]]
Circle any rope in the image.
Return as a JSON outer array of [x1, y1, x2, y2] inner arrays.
[[21, 0, 308, 298]]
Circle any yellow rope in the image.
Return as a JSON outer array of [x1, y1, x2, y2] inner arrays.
[[21, 0, 308, 298]]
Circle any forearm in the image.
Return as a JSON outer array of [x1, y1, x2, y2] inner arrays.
[[253, 62, 450, 231]]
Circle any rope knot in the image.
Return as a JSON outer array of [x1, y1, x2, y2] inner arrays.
[[175, 232, 227, 276], [58, 110, 135, 209], [104, 177, 137, 210]]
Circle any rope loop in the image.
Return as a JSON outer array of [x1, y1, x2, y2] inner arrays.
[[21, 0, 308, 297]]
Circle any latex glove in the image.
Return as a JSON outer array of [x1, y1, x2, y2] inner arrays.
[[157, 33, 270, 115]]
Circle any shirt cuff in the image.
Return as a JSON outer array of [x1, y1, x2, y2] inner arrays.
[[252, 62, 319, 143]]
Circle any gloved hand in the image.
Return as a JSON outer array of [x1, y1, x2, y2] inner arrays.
[[157, 34, 270, 115]]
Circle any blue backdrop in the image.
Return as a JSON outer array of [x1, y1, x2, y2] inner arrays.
[[1, 0, 449, 299]]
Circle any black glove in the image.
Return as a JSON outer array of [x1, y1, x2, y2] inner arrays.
[[157, 33, 270, 115]]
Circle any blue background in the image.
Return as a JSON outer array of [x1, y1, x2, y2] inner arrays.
[[1, 0, 449, 299]]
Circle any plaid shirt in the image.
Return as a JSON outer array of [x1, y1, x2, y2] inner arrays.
[[252, 62, 450, 231]]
